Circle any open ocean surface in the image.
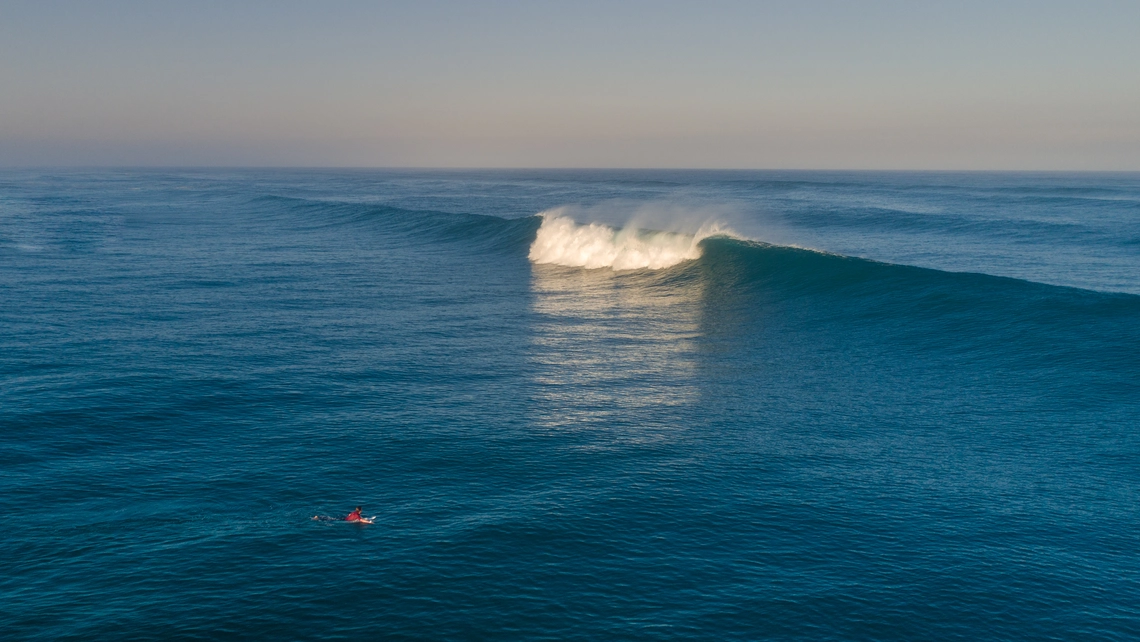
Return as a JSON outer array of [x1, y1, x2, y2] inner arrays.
[[2, 169, 1138, 640]]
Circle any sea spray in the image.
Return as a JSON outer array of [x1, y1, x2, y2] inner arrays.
[[528, 209, 734, 270]]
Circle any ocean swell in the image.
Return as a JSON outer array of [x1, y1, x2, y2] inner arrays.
[[528, 210, 733, 270]]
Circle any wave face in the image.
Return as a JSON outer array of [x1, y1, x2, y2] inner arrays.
[[247, 194, 542, 253], [527, 209, 732, 270], [691, 235, 1139, 344]]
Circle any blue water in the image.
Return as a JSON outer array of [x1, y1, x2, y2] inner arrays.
[[2, 169, 1138, 639]]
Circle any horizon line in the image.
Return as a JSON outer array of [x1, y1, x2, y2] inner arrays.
[[4, 165, 1140, 174]]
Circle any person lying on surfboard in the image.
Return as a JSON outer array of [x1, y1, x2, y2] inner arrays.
[[311, 506, 372, 523]]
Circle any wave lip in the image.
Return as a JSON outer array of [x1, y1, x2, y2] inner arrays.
[[528, 209, 733, 270]]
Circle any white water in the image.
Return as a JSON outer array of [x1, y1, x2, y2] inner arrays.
[[528, 210, 733, 270]]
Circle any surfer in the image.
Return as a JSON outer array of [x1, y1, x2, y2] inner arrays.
[[310, 506, 368, 522]]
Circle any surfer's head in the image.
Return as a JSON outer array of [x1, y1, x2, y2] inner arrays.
[[355, 506, 362, 512]]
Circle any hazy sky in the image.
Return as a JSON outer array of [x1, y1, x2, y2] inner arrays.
[[2, 1, 1139, 169]]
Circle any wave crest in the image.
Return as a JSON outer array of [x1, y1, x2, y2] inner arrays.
[[528, 210, 733, 270]]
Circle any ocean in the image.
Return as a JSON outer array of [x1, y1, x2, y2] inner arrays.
[[2, 169, 1138, 639]]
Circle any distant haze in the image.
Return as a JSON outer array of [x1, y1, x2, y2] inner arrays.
[[2, 1, 1139, 169]]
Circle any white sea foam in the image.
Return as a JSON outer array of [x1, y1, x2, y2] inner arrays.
[[528, 209, 733, 270]]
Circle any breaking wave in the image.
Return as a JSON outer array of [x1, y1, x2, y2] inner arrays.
[[527, 209, 736, 270]]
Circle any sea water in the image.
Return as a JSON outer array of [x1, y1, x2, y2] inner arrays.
[[1, 169, 1138, 639]]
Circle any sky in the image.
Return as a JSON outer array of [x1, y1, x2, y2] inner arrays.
[[2, 0, 1139, 169]]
